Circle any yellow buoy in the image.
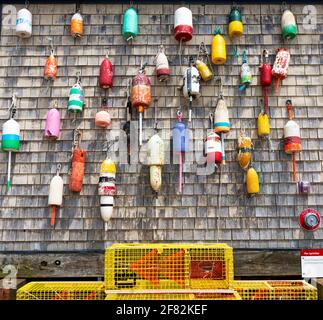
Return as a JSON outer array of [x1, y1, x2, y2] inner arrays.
[[246, 167, 259, 195], [228, 7, 243, 39], [211, 28, 226, 65], [257, 112, 270, 137], [195, 60, 213, 82]]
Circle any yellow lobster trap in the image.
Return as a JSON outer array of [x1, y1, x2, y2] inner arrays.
[[267, 280, 317, 300], [233, 281, 273, 300], [104, 243, 234, 292], [16, 282, 106, 300]]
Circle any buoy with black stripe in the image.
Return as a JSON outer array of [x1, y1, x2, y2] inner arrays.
[[237, 133, 253, 171], [99, 157, 116, 229], [284, 100, 301, 182], [1, 94, 20, 190], [16, 5, 32, 38], [48, 164, 63, 227], [68, 73, 84, 113], [154, 45, 170, 82]]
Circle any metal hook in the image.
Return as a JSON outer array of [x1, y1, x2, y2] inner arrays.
[[76, 71, 82, 84], [56, 163, 62, 175], [281, 1, 288, 12], [106, 48, 109, 59], [105, 137, 118, 157], [25, 0, 30, 9]]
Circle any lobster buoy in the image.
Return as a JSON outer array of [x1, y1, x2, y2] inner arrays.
[[212, 28, 226, 65], [16, 7, 32, 38], [206, 131, 222, 164], [257, 112, 270, 137], [239, 49, 252, 92], [122, 8, 138, 41], [282, 9, 297, 40], [173, 111, 189, 193], [228, 7, 243, 39], [71, 11, 84, 38], [272, 48, 290, 93], [68, 76, 84, 113], [195, 60, 213, 82], [69, 147, 86, 192], [95, 98, 111, 128], [183, 63, 200, 100], [284, 100, 301, 182], [2, 118, 20, 152], [48, 164, 63, 227], [155, 45, 170, 82], [246, 167, 259, 195], [44, 50, 57, 81], [174, 7, 193, 42], [131, 64, 151, 146], [99, 158, 116, 228], [214, 95, 230, 164], [237, 134, 253, 170], [99, 52, 113, 89], [260, 49, 272, 112], [2, 97, 20, 190], [44, 104, 60, 140], [147, 133, 164, 192]]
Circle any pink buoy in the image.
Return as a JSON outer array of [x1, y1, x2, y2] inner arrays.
[[44, 104, 60, 140]]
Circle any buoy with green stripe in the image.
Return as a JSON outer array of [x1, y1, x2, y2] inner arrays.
[[68, 73, 84, 113], [1, 94, 20, 189], [281, 9, 297, 40]]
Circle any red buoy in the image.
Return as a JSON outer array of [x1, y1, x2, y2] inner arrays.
[[99, 52, 113, 89]]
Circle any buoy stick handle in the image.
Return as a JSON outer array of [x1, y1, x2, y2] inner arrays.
[[51, 206, 56, 227], [292, 152, 296, 182], [275, 78, 280, 92], [263, 87, 268, 114], [179, 152, 183, 193], [189, 96, 192, 122], [7, 151, 11, 190], [139, 112, 143, 146], [221, 133, 226, 165]]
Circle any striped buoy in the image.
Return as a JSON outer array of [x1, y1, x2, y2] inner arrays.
[[237, 134, 253, 170], [99, 158, 116, 229], [68, 75, 84, 113], [282, 9, 297, 40]]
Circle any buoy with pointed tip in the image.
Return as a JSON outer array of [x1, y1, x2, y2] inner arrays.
[[237, 134, 253, 170], [228, 7, 243, 39], [282, 9, 297, 40], [211, 28, 226, 65], [71, 11, 84, 38], [147, 133, 164, 192], [95, 98, 111, 128], [155, 45, 170, 82], [122, 8, 138, 41], [44, 102, 60, 140], [174, 7, 193, 42], [48, 164, 63, 227], [246, 167, 259, 195], [99, 51, 113, 89], [272, 48, 290, 93], [173, 111, 189, 193], [16, 7, 32, 38], [260, 49, 272, 113], [131, 64, 151, 146], [99, 158, 116, 229]]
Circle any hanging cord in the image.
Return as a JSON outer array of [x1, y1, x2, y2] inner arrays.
[[216, 163, 222, 242], [178, 38, 183, 67], [197, 42, 215, 76], [177, 110, 183, 193], [153, 98, 158, 132], [9, 93, 17, 119]]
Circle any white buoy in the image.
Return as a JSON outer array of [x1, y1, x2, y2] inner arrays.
[[16, 8, 32, 38]]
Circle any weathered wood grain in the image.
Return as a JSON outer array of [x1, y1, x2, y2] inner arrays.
[[0, 250, 301, 278]]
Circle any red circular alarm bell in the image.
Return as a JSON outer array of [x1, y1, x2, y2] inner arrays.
[[299, 209, 320, 231]]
